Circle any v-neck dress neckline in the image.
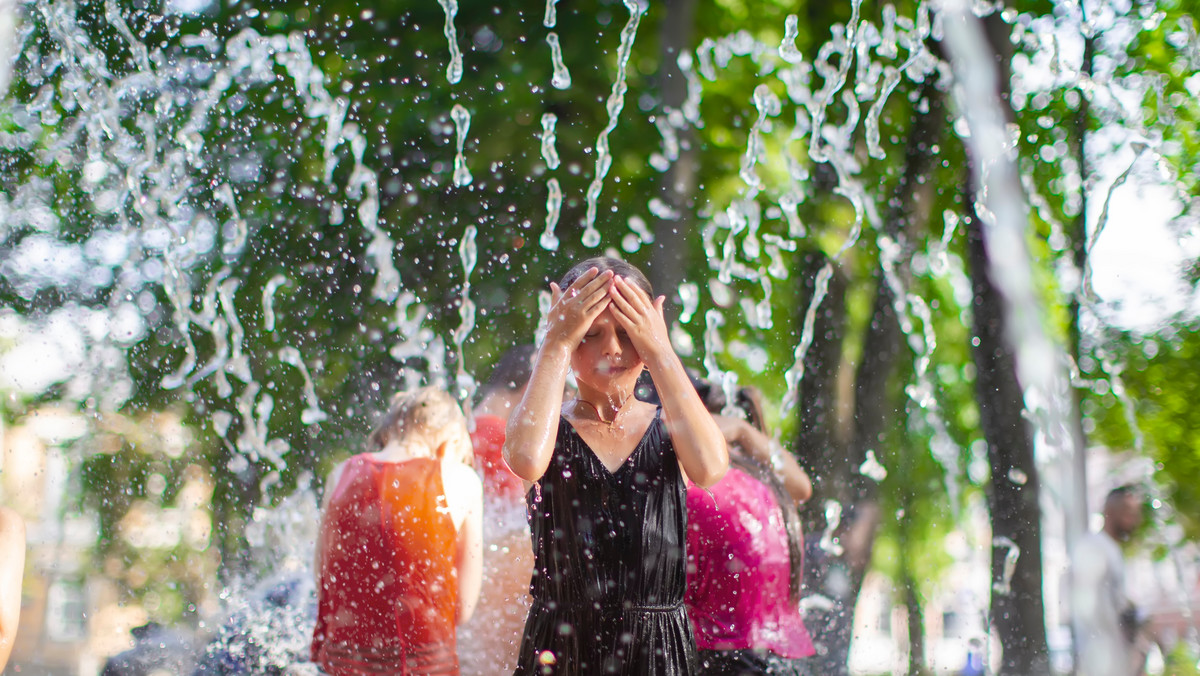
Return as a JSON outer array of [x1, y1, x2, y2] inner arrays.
[[560, 407, 660, 476]]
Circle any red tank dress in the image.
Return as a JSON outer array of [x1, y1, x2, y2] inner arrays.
[[311, 454, 459, 675], [470, 414, 524, 503]]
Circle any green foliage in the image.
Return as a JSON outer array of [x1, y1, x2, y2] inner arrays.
[[1090, 323, 1200, 540], [75, 410, 218, 623]]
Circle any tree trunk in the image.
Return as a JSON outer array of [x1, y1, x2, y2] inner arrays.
[[957, 11, 1051, 675], [963, 196, 1051, 675], [1067, 27, 1095, 676], [904, 567, 927, 676], [800, 76, 948, 675]]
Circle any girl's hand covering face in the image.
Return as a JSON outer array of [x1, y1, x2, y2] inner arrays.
[[607, 276, 671, 363], [545, 267, 615, 350]]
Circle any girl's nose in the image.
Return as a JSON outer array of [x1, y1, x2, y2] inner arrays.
[[600, 331, 622, 356]]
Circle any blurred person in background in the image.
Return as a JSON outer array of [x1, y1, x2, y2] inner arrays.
[[682, 383, 816, 675], [458, 344, 536, 674], [0, 506, 24, 672], [311, 386, 483, 675], [1071, 484, 1146, 676]]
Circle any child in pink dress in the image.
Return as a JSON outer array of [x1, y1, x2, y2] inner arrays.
[[685, 386, 816, 675]]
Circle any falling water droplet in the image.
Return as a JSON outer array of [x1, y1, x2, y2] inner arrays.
[[820, 500, 845, 555], [678, 283, 699, 324], [865, 66, 901, 159], [540, 178, 562, 251], [779, 14, 804, 63], [278, 347, 327, 425], [451, 104, 473, 187], [581, 0, 647, 247], [261, 274, 289, 332], [546, 32, 572, 89], [781, 263, 833, 414], [540, 113, 560, 170], [859, 450, 889, 482], [452, 225, 479, 406], [436, 0, 463, 84], [992, 536, 1020, 594]]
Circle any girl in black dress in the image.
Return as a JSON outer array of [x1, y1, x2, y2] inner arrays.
[[503, 257, 729, 675]]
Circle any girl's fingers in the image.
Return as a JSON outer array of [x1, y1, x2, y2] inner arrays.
[[567, 267, 600, 291], [550, 282, 562, 306], [568, 267, 607, 296], [579, 270, 615, 300], [612, 276, 652, 315], [584, 292, 611, 313], [608, 296, 635, 326], [607, 280, 637, 316]]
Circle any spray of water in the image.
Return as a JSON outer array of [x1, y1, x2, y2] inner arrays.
[[581, 0, 647, 248]]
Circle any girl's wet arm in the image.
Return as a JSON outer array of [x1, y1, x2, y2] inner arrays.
[[649, 353, 729, 488], [502, 343, 571, 481], [504, 268, 614, 481], [716, 416, 812, 504], [608, 276, 727, 486]]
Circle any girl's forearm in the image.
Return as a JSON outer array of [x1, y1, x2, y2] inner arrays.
[[503, 343, 571, 481], [646, 352, 728, 487], [734, 422, 812, 504]]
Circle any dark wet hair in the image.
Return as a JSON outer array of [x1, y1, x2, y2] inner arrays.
[[635, 368, 720, 409], [558, 256, 653, 297], [481, 344, 536, 394], [1105, 484, 1142, 508]]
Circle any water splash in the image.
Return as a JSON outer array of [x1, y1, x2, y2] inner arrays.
[[780, 263, 833, 415], [540, 178, 563, 251], [779, 14, 804, 63], [261, 274, 289, 333], [808, 0, 862, 163], [542, 0, 558, 28], [678, 283, 700, 324], [436, 0, 463, 84], [702, 308, 726, 397], [581, 0, 646, 248], [452, 225, 479, 406], [539, 113, 562, 250], [819, 500, 845, 555], [540, 113, 561, 170], [277, 347, 327, 425], [451, 104, 473, 187], [859, 450, 889, 482], [942, 0, 1083, 551], [546, 32, 571, 90], [622, 214, 654, 253], [740, 84, 782, 191], [992, 535, 1021, 594], [879, 233, 963, 512], [1082, 142, 1150, 300]]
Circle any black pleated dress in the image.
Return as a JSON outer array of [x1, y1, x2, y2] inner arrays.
[[513, 410, 698, 675]]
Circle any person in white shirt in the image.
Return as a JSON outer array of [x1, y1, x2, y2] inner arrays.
[[1072, 485, 1145, 676]]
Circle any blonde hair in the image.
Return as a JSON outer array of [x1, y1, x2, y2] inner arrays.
[[367, 387, 468, 459]]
